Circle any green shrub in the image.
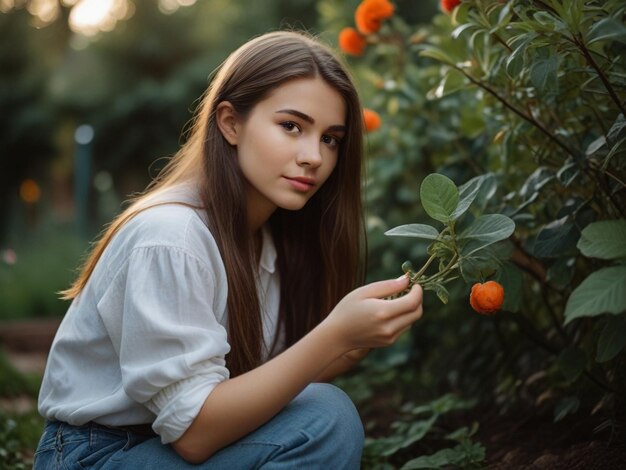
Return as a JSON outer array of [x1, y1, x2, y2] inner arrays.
[[325, 0, 626, 466], [0, 223, 85, 320]]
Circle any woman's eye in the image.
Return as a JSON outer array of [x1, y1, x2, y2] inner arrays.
[[280, 121, 300, 133], [322, 135, 340, 148]]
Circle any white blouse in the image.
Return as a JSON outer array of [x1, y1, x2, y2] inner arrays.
[[37, 183, 281, 444]]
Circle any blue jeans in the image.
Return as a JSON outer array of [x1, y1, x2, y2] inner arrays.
[[33, 383, 364, 469]]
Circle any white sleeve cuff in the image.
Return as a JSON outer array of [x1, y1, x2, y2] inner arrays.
[[147, 364, 229, 444]]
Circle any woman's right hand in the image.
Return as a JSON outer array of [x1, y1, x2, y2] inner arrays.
[[322, 276, 423, 352]]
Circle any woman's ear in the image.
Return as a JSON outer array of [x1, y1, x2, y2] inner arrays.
[[215, 101, 239, 146]]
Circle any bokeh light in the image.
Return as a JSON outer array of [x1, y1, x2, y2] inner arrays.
[[19, 179, 42, 204], [69, 0, 132, 36], [1, 0, 199, 33]]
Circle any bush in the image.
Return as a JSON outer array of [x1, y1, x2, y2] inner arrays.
[[0, 223, 84, 319], [326, 0, 626, 466]]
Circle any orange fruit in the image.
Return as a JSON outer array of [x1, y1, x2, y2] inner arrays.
[[470, 281, 504, 315]]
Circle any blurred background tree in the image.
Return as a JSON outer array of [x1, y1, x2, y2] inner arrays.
[[0, 0, 322, 318]]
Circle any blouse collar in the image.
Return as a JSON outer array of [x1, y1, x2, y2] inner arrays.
[[259, 225, 277, 274]]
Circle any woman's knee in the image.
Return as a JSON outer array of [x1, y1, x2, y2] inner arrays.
[[297, 383, 364, 443]]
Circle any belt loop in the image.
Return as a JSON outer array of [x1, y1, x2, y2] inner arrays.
[[55, 423, 64, 452]]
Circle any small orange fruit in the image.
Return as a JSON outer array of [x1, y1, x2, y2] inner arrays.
[[338, 27, 367, 56], [355, 0, 395, 35], [470, 281, 504, 315], [363, 108, 381, 132], [441, 0, 461, 13]]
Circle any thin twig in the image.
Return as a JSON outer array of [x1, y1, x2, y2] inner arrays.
[[573, 34, 626, 116], [453, 65, 579, 160]]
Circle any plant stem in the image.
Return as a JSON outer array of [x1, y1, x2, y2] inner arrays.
[[422, 259, 459, 286], [452, 65, 580, 161], [413, 253, 438, 280], [573, 34, 626, 117]]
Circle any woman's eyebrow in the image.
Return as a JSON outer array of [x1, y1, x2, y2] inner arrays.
[[276, 109, 315, 124], [275, 109, 346, 133]]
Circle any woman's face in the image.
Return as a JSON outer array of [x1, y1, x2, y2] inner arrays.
[[232, 76, 346, 229]]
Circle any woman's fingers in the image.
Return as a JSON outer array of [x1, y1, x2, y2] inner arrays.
[[376, 284, 423, 318], [387, 299, 423, 330], [356, 276, 410, 299]]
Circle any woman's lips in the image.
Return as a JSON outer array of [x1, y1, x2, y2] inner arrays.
[[284, 176, 316, 192]]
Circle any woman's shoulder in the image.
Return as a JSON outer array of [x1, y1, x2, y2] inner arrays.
[[110, 184, 219, 262]]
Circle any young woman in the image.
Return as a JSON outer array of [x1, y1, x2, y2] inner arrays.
[[34, 31, 423, 469]]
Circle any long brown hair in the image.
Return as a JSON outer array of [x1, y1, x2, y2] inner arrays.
[[61, 31, 366, 377]]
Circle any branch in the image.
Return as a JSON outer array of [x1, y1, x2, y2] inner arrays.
[[452, 65, 580, 161], [573, 34, 626, 116]]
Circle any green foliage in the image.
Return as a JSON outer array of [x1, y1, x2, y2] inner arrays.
[[0, 350, 41, 397], [0, 350, 44, 469], [325, 0, 626, 465], [0, 10, 57, 243], [386, 173, 515, 300], [334, 338, 487, 468], [565, 219, 626, 323], [0, 223, 84, 319], [362, 392, 484, 469], [0, 413, 37, 470], [0, 0, 320, 317]]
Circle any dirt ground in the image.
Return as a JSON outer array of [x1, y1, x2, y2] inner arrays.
[[476, 410, 626, 469]]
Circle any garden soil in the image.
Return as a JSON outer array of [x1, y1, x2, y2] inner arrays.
[[475, 409, 626, 469]]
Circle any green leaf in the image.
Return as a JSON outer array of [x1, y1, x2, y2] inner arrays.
[[400, 447, 466, 469], [519, 167, 555, 198], [596, 315, 626, 362], [420, 174, 459, 223], [458, 241, 514, 283], [547, 257, 576, 289], [557, 160, 580, 187], [435, 284, 449, 304], [529, 53, 560, 94], [385, 224, 440, 240], [564, 266, 626, 324], [445, 422, 479, 441], [533, 217, 580, 258], [577, 219, 626, 260], [374, 415, 438, 457], [588, 16, 626, 44], [506, 32, 537, 77], [398, 416, 438, 451], [585, 136, 606, 156], [554, 396, 580, 422], [473, 173, 497, 211], [418, 45, 456, 65], [607, 113, 626, 144], [458, 215, 515, 255], [451, 176, 482, 220], [556, 346, 587, 382], [602, 136, 626, 171], [495, 262, 523, 312], [364, 436, 404, 459], [451, 23, 475, 39], [533, 11, 562, 29], [400, 443, 484, 469]]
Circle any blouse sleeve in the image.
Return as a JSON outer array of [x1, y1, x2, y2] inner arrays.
[[96, 245, 230, 444]]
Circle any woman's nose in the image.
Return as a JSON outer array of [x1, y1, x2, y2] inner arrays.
[[296, 142, 323, 167]]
